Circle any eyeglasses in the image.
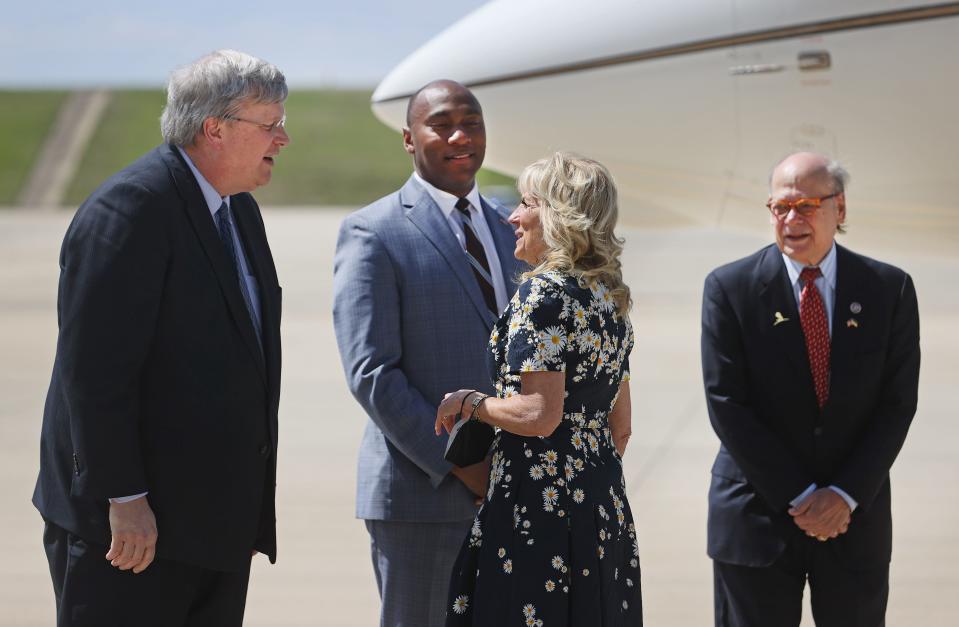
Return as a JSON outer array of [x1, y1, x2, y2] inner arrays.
[[766, 192, 841, 219], [222, 114, 287, 134]]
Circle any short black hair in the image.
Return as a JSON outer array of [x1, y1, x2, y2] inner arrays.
[[404, 79, 478, 127]]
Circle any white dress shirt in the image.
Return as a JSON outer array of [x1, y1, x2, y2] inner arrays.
[[782, 242, 858, 512], [782, 242, 837, 338], [413, 172, 510, 314]]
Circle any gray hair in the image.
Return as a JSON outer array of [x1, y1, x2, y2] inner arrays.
[[160, 49, 287, 146], [824, 159, 850, 193]]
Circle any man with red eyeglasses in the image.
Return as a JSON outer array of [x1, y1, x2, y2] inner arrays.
[[701, 152, 920, 626]]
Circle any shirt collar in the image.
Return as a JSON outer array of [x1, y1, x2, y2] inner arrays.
[[177, 146, 229, 218], [782, 241, 838, 289], [413, 171, 482, 220]]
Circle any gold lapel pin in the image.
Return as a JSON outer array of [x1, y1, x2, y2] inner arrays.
[[846, 318, 859, 328], [774, 312, 790, 326]]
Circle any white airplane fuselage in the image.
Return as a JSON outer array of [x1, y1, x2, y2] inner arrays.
[[372, 0, 958, 250]]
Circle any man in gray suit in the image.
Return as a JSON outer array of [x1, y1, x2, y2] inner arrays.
[[333, 80, 523, 626]]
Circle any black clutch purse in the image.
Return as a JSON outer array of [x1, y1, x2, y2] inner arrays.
[[444, 415, 495, 466]]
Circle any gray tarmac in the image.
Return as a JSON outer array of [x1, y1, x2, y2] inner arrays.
[[1, 207, 956, 626]]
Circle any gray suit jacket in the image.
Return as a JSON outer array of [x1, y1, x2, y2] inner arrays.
[[333, 176, 524, 522]]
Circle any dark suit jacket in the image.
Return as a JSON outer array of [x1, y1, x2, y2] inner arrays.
[[701, 243, 919, 568], [33, 144, 282, 573]]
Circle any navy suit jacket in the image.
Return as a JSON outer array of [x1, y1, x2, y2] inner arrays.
[[702, 243, 919, 568], [333, 175, 524, 522], [33, 144, 282, 572]]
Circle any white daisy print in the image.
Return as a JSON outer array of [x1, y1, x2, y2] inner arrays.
[[542, 486, 559, 510], [452, 595, 469, 614], [543, 325, 567, 353], [453, 272, 639, 620]]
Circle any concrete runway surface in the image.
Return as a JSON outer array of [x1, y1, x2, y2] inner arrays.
[[1, 207, 955, 626]]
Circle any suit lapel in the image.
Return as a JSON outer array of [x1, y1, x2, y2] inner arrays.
[[826, 245, 872, 411], [231, 195, 277, 382], [401, 177, 496, 328], [757, 246, 814, 390], [160, 145, 267, 386]]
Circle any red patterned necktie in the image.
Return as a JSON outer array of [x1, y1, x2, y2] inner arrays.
[[799, 267, 830, 408]]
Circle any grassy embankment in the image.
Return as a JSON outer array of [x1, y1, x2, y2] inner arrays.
[[65, 89, 515, 207], [0, 90, 69, 205]]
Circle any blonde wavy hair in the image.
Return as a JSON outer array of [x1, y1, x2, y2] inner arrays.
[[518, 151, 632, 314]]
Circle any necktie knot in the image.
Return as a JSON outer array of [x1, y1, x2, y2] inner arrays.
[[216, 202, 232, 227], [455, 197, 471, 217], [800, 267, 822, 286]]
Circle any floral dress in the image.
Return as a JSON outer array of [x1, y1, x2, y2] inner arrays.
[[446, 271, 642, 626]]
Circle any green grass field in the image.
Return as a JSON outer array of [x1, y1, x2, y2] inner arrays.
[[64, 90, 167, 206], [63, 89, 515, 207], [0, 90, 69, 204]]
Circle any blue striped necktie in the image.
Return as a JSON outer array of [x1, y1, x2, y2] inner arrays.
[[455, 197, 497, 316], [215, 202, 262, 346]]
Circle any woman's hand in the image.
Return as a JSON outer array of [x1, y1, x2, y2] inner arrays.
[[435, 389, 476, 435]]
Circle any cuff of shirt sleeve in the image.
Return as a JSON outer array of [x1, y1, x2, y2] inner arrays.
[[108, 492, 148, 504], [790, 483, 817, 508], [827, 485, 858, 512]]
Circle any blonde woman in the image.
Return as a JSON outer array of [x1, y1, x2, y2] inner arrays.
[[436, 152, 641, 626]]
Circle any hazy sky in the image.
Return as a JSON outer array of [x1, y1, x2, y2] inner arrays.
[[2, 0, 488, 88]]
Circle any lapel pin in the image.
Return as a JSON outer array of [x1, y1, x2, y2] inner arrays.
[[846, 318, 859, 328], [774, 312, 790, 326], [850, 302, 862, 314]]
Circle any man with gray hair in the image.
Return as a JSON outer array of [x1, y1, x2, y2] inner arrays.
[[701, 152, 920, 626], [33, 49, 289, 626]]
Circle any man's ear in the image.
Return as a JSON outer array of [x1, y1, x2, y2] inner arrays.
[[402, 128, 414, 156], [202, 117, 224, 146]]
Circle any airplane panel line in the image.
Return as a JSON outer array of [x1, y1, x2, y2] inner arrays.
[[373, 2, 959, 103]]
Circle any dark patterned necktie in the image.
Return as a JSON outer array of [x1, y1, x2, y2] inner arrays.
[[455, 197, 498, 316], [800, 267, 829, 408], [215, 203, 262, 346]]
